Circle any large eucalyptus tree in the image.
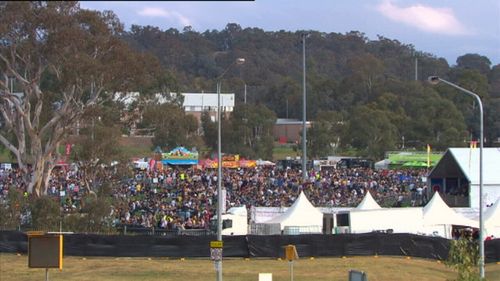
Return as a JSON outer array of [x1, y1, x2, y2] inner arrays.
[[0, 2, 151, 195]]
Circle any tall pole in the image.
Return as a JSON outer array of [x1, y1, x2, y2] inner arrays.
[[479, 87, 484, 280], [214, 58, 244, 281], [415, 56, 418, 81], [301, 33, 307, 180], [286, 98, 289, 119], [428, 76, 484, 278], [216, 80, 223, 281], [244, 84, 247, 105]]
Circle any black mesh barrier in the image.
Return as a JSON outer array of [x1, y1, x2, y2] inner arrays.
[[0, 231, 27, 253], [485, 239, 500, 263], [1, 231, 498, 262], [247, 235, 282, 257]]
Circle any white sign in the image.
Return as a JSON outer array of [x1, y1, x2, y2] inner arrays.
[[222, 189, 227, 214], [258, 273, 273, 281]]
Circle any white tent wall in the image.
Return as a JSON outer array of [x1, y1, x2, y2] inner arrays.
[[470, 184, 500, 210], [349, 208, 423, 234], [484, 198, 500, 237], [420, 224, 453, 238]]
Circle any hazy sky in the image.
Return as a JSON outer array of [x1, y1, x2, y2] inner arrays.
[[80, 0, 500, 66]]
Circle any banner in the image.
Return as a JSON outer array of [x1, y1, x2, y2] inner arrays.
[[201, 158, 257, 169], [65, 144, 72, 156], [239, 160, 257, 168], [162, 147, 198, 165]]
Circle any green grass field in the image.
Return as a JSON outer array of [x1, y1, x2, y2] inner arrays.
[[0, 149, 13, 163], [272, 145, 298, 161], [1, 254, 499, 281]]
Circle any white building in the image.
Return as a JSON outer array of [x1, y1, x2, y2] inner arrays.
[[182, 92, 235, 123], [114, 92, 235, 125], [427, 147, 500, 208]]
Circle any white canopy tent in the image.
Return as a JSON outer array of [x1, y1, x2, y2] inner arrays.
[[256, 159, 276, 166], [484, 198, 500, 238], [263, 191, 323, 234], [422, 192, 478, 238], [355, 191, 382, 210], [374, 159, 390, 170]]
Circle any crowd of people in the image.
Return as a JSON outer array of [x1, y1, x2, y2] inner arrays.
[[0, 163, 429, 232]]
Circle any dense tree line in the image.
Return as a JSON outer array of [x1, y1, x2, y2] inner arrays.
[[1, 2, 499, 196], [123, 24, 499, 159]]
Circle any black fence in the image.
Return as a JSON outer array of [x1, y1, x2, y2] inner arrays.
[[115, 225, 212, 237], [1, 231, 499, 262]]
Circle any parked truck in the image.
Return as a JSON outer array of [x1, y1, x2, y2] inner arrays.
[[211, 206, 248, 236]]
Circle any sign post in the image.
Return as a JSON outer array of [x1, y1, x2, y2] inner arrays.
[[210, 240, 224, 277], [285, 245, 299, 281], [27, 232, 64, 281]]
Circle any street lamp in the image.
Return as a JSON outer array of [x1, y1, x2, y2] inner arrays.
[[428, 76, 485, 279], [301, 33, 308, 180], [216, 57, 245, 281]]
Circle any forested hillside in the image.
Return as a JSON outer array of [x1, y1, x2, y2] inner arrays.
[[121, 23, 499, 159]]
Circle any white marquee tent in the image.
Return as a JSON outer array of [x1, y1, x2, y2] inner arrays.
[[355, 192, 382, 210], [422, 192, 478, 238], [263, 191, 323, 234]]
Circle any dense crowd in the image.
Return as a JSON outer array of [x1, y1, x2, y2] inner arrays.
[[0, 164, 429, 231]]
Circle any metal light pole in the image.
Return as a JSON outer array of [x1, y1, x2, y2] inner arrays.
[[428, 76, 485, 279], [244, 83, 247, 105], [216, 57, 245, 281], [301, 33, 307, 180]]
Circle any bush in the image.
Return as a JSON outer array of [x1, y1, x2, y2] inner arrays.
[[446, 237, 482, 281], [0, 189, 28, 230], [30, 196, 61, 231], [63, 195, 114, 234]]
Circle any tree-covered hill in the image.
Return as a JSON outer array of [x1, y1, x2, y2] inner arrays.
[[122, 23, 499, 158]]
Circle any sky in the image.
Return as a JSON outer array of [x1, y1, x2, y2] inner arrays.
[[80, 0, 500, 66]]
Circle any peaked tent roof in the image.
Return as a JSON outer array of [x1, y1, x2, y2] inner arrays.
[[265, 191, 323, 229], [374, 159, 390, 170], [430, 148, 500, 185], [356, 191, 382, 210], [485, 197, 500, 227], [423, 192, 478, 227]]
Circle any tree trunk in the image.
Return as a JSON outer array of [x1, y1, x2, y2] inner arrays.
[[43, 162, 55, 195], [30, 156, 45, 197]]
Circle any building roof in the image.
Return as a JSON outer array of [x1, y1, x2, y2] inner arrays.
[[275, 118, 311, 125], [113, 92, 234, 108], [430, 147, 500, 185], [182, 93, 234, 107]]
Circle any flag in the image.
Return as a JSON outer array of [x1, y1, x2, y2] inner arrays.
[[426, 144, 431, 168], [469, 140, 476, 172], [65, 144, 72, 156], [470, 140, 477, 149]]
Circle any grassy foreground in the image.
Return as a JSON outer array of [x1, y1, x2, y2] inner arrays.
[[1, 254, 499, 281]]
